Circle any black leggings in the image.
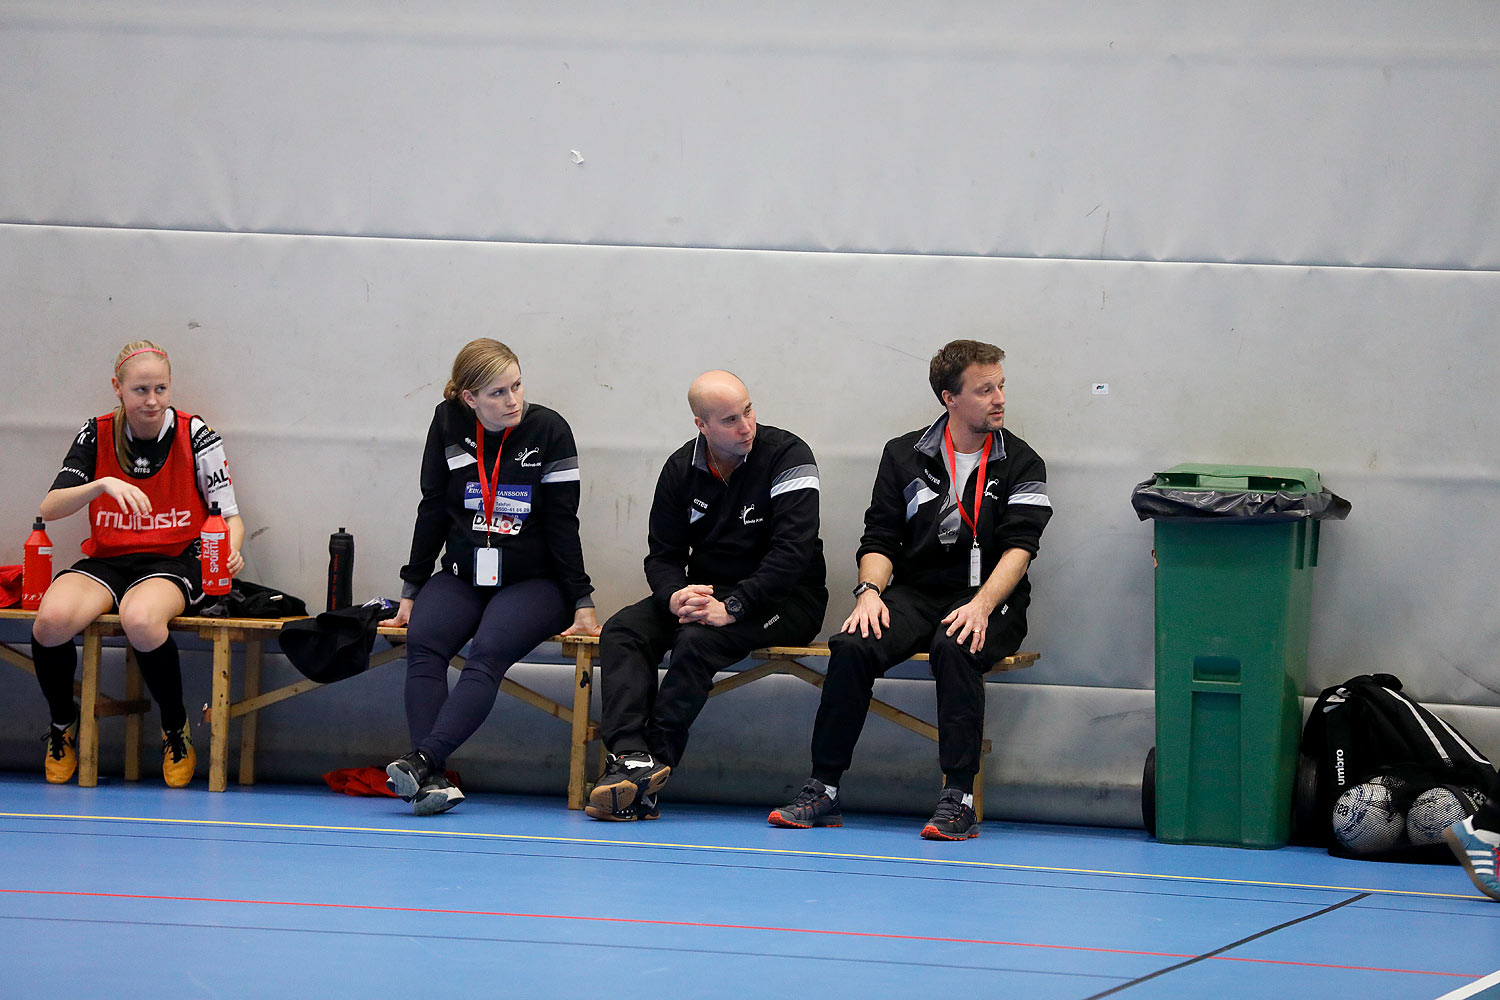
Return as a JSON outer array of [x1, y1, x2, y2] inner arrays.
[[403, 572, 570, 768]]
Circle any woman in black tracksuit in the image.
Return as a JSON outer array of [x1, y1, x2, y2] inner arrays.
[[382, 338, 598, 815]]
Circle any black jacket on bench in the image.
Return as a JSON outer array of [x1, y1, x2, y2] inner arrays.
[[399, 399, 594, 609]]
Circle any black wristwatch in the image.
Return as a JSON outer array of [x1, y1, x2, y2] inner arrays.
[[723, 595, 744, 620], [851, 581, 882, 599]]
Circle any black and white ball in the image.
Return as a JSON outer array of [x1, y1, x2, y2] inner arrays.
[[1406, 786, 1477, 846], [1332, 781, 1406, 854]]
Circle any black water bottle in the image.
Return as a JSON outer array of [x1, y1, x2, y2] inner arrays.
[[326, 528, 354, 611]]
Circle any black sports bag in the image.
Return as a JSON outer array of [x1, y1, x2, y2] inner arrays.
[[1296, 673, 1498, 853]]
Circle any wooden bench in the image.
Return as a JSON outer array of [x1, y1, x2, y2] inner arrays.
[[671, 644, 1039, 820], [0, 609, 596, 797], [2, 607, 1038, 818]]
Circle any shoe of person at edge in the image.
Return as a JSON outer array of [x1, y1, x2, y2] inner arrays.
[[584, 792, 661, 822], [1443, 815, 1500, 902], [412, 771, 466, 816], [386, 749, 441, 802], [921, 788, 979, 841], [43, 718, 79, 784], [161, 725, 197, 788], [768, 778, 843, 829], [588, 751, 671, 815]]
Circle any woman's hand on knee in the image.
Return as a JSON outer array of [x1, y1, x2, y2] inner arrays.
[[561, 606, 601, 637]]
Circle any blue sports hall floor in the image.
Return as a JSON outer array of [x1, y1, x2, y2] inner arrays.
[[1, 774, 1496, 999]]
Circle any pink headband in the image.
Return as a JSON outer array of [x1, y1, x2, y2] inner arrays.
[[115, 347, 167, 373]]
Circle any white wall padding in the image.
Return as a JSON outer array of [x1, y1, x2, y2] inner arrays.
[[2, 2, 1498, 267], [2, 4, 1498, 815], [2, 225, 1496, 705]]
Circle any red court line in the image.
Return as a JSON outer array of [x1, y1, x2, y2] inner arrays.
[[0, 887, 1476, 980]]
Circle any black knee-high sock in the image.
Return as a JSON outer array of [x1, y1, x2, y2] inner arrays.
[[30, 638, 79, 727], [134, 638, 187, 732]]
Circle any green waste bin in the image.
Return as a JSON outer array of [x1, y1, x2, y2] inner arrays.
[[1132, 464, 1351, 849]]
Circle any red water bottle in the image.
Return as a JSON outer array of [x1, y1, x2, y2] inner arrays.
[[22, 517, 53, 610], [200, 503, 231, 596]]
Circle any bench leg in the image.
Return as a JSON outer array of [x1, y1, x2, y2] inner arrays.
[[238, 638, 263, 786], [124, 648, 142, 782], [568, 645, 593, 810], [974, 757, 985, 823], [208, 630, 231, 792], [78, 630, 102, 788]]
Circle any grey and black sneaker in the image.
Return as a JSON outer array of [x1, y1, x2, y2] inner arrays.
[[768, 779, 843, 829], [588, 751, 671, 815], [921, 788, 979, 840], [412, 772, 465, 816], [584, 791, 661, 823], [386, 749, 438, 802]]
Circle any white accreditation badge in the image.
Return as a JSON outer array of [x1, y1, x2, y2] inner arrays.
[[969, 543, 982, 587], [474, 546, 501, 587]]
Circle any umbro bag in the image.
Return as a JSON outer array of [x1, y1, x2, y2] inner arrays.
[[1297, 672, 1499, 851]]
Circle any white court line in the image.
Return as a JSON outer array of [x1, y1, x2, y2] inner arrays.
[[1434, 967, 1500, 999]]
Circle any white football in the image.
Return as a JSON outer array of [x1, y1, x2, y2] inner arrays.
[[1406, 786, 1470, 846], [1332, 781, 1406, 854]]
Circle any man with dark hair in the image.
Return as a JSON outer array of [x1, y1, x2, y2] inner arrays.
[[589, 370, 828, 821], [770, 340, 1051, 840]]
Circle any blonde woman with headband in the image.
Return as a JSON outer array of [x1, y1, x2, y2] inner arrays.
[[382, 339, 600, 815], [30, 340, 244, 788]]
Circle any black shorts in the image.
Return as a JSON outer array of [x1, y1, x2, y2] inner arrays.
[[60, 545, 203, 609]]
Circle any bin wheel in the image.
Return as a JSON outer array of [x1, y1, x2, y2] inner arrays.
[[1290, 751, 1321, 845], [1141, 747, 1157, 837]]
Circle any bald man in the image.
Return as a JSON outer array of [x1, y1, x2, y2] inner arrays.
[[588, 371, 827, 821]]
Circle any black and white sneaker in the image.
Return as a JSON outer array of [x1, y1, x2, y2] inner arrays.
[[386, 750, 438, 802], [921, 788, 979, 840], [412, 772, 465, 816], [584, 792, 661, 823], [588, 751, 671, 815]]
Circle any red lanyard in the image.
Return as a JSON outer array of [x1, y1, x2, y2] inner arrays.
[[475, 420, 514, 545], [942, 424, 992, 547]]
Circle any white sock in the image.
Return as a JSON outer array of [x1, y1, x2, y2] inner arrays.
[[822, 783, 838, 800], [53, 721, 71, 732], [962, 793, 974, 808]]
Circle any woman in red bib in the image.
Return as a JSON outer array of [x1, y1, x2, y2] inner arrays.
[[30, 340, 244, 788]]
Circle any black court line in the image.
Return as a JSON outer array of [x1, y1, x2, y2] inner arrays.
[[0, 915, 1124, 982], [1078, 892, 1371, 999]]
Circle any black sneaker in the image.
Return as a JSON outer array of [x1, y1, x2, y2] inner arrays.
[[921, 788, 979, 840], [386, 750, 438, 802], [588, 751, 671, 815], [584, 791, 661, 823], [412, 772, 465, 816], [768, 779, 843, 828]]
